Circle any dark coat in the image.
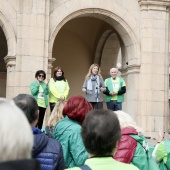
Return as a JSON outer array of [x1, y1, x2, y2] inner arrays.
[[32, 127, 66, 170], [0, 159, 40, 170]]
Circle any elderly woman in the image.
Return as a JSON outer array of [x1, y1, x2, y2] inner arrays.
[[30, 70, 49, 129], [48, 66, 70, 112], [67, 109, 138, 170], [82, 63, 105, 109], [52, 96, 93, 168], [114, 111, 159, 170], [0, 98, 40, 170]]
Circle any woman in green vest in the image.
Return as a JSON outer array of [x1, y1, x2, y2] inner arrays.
[[30, 70, 49, 129]]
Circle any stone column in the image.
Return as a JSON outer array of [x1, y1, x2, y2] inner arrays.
[[138, 0, 170, 137], [11, 0, 50, 97], [4, 55, 16, 99]]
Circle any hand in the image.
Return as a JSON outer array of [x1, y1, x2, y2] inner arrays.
[[100, 87, 105, 92], [46, 79, 50, 86], [158, 128, 165, 142], [82, 88, 86, 92], [36, 79, 40, 85], [109, 92, 117, 96], [60, 96, 64, 100]]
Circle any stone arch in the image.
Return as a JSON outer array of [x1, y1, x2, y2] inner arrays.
[[49, 9, 140, 68], [0, 11, 16, 58]]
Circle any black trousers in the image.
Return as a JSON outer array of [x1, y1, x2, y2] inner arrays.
[[49, 102, 56, 113], [37, 107, 46, 129], [90, 102, 103, 109]]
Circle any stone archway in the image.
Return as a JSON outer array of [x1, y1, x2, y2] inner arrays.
[[49, 9, 140, 114], [0, 11, 16, 98]]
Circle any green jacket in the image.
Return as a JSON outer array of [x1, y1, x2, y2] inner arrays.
[[105, 77, 125, 102], [52, 116, 88, 168], [30, 81, 49, 107], [130, 135, 159, 170]]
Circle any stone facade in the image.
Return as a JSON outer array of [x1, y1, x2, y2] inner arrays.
[[0, 0, 170, 138]]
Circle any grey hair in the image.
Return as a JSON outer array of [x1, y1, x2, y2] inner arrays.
[[0, 98, 33, 162], [114, 110, 144, 134]]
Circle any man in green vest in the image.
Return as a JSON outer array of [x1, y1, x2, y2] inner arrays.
[[104, 68, 126, 111]]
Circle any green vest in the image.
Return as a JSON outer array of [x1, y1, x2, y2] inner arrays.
[[105, 77, 125, 102]]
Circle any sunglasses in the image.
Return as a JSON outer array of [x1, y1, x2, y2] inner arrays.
[[38, 74, 44, 78]]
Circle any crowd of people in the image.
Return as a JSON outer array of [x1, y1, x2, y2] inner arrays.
[[0, 64, 169, 170]]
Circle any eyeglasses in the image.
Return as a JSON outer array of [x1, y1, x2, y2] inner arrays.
[[38, 74, 44, 78]]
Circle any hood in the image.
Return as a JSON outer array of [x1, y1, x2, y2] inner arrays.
[[121, 127, 138, 135], [32, 127, 49, 157]]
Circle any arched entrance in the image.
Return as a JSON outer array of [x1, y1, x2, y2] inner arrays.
[[0, 26, 7, 97], [0, 11, 16, 98], [49, 9, 140, 114]]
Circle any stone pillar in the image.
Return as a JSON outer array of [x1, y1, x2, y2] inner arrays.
[[4, 55, 16, 99], [9, 0, 50, 97], [138, 0, 170, 137], [120, 64, 141, 120]]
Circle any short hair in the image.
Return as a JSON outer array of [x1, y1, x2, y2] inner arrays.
[[63, 96, 92, 124], [82, 109, 121, 156], [0, 98, 33, 161], [13, 94, 39, 124], [114, 111, 144, 134], [48, 101, 66, 127], [35, 70, 46, 80]]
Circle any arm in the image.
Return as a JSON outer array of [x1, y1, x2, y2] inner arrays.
[[30, 81, 39, 96], [99, 77, 106, 92], [82, 80, 87, 92], [69, 131, 88, 166], [117, 86, 126, 95], [42, 82, 49, 95], [48, 79, 61, 99], [155, 141, 167, 163], [63, 81, 70, 99]]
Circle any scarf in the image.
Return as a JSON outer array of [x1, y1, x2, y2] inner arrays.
[[87, 75, 100, 98], [55, 75, 65, 81]]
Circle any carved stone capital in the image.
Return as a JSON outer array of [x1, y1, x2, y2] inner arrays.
[[4, 55, 16, 67], [119, 64, 141, 76], [138, 0, 170, 11], [48, 58, 56, 69]]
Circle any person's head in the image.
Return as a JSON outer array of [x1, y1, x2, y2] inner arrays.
[[48, 101, 66, 127], [85, 63, 102, 79], [63, 96, 92, 124], [82, 109, 121, 156], [110, 68, 118, 78], [53, 66, 66, 81], [114, 110, 144, 134], [13, 94, 39, 126], [35, 70, 46, 82], [0, 98, 33, 162]]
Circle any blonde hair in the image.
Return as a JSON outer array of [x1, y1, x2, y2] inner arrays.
[[48, 101, 66, 127], [0, 98, 33, 162], [85, 63, 102, 80], [114, 110, 144, 134]]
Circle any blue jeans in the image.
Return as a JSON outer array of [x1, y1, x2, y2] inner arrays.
[[106, 100, 122, 111]]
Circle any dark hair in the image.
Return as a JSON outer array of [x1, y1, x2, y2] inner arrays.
[[53, 66, 66, 81], [35, 70, 46, 80], [63, 96, 92, 124], [13, 94, 39, 124], [82, 109, 121, 156]]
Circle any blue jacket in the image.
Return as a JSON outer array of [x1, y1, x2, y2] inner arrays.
[[32, 127, 66, 170]]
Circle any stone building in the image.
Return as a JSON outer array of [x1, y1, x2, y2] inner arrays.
[[0, 0, 169, 138]]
